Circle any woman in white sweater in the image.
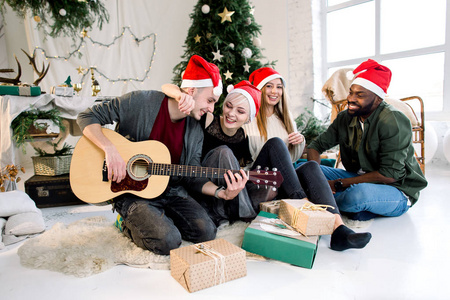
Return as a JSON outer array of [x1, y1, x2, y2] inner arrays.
[[244, 67, 305, 164]]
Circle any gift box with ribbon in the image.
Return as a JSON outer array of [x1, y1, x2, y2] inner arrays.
[[278, 199, 335, 236], [259, 200, 280, 214], [242, 211, 319, 269], [0, 85, 41, 96], [170, 238, 246, 293]]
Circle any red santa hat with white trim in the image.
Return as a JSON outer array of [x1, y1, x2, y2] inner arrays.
[[180, 55, 223, 96], [227, 80, 261, 121], [350, 59, 392, 99], [249, 67, 286, 90]]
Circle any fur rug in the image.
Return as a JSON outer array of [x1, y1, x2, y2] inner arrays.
[[17, 214, 371, 278], [17, 216, 250, 277]]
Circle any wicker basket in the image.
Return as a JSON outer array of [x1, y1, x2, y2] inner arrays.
[[32, 155, 72, 176]]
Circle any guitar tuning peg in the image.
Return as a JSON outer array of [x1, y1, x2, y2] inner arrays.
[[272, 168, 278, 172], [265, 167, 269, 171], [256, 165, 261, 170]]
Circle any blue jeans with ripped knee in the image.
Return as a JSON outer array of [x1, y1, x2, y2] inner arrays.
[[318, 165, 409, 217]]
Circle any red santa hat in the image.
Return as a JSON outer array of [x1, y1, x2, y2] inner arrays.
[[350, 59, 392, 99], [227, 80, 261, 121], [249, 67, 286, 90], [180, 55, 223, 96]]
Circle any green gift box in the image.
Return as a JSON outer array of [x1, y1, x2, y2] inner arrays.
[[0, 85, 41, 96], [242, 211, 318, 269]]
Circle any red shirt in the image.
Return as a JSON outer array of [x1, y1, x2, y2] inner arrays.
[[149, 97, 186, 164]]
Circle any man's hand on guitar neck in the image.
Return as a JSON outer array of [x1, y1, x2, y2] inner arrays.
[[219, 169, 248, 200]]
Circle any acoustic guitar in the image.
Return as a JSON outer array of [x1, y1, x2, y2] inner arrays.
[[70, 128, 283, 204]]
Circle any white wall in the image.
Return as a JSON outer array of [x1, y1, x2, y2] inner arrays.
[[2, 0, 314, 115]]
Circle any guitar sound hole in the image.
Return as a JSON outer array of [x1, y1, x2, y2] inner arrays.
[[127, 154, 152, 181], [131, 159, 148, 178]]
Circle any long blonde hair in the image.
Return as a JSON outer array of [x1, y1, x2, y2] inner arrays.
[[256, 84, 295, 143]]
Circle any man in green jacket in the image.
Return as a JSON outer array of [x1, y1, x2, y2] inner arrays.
[[307, 59, 427, 221]]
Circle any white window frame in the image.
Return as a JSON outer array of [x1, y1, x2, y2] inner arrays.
[[321, 0, 450, 121]]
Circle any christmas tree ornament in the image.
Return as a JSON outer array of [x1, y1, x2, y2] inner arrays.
[[34, 15, 41, 22], [252, 37, 262, 47], [242, 48, 252, 59], [76, 66, 85, 75], [206, 33, 212, 39], [224, 70, 233, 80], [212, 49, 224, 62], [246, 17, 252, 25], [201, 4, 210, 14], [218, 7, 235, 23], [229, 43, 235, 49], [80, 29, 88, 38], [194, 34, 202, 43], [250, 7, 255, 15], [243, 61, 250, 73], [59, 9, 67, 16]]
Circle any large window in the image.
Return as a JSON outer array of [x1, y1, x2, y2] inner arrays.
[[322, 0, 449, 118]]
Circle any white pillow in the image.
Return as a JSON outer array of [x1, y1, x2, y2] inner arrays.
[[385, 97, 418, 126], [0, 190, 39, 217], [0, 217, 6, 244], [4, 211, 45, 236]]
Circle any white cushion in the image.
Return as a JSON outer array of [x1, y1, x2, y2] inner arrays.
[[0, 190, 39, 217], [385, 97, 418, 126], [0, 217, 6, 244], [4, 211, 45, 235]]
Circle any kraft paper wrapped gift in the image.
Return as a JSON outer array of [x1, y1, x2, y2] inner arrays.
[[242, 211, 319, 269], [170, 238, 246, 293], [278, 199, 335, 236], [0, 85, 41, 96], [259, 200, 280, 214]]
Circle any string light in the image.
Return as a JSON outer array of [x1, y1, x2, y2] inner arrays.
[[34, 26, 157, 84]]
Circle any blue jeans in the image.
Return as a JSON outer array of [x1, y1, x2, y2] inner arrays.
[[113, 193, 217, 255], [319, 165, 409, 217]]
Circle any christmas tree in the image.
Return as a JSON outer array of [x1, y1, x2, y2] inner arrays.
[[172, 0, 275, 108]]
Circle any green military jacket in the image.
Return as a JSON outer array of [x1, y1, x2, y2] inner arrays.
[[308, 101, 427, 205]]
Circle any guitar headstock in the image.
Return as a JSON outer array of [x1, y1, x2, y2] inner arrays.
[[248, 168, 284, 188]]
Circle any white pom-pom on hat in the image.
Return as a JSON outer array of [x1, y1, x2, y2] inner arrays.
[[227, 84, 234, 93]]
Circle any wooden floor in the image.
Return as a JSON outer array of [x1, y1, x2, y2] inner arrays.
[[0, 163, 449, 300]]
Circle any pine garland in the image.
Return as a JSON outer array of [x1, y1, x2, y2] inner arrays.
[[0, 0, 109, 40]]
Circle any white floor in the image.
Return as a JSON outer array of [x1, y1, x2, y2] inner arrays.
[[1, 163, 449, 300]]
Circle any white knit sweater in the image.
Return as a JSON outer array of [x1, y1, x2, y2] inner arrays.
[[243, 113, 305, 166]]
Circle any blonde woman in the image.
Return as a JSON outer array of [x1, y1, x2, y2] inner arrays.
[[244, 67, 305, 163]]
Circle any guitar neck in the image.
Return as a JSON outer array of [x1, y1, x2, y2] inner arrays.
[[148, 163, 242, 179]]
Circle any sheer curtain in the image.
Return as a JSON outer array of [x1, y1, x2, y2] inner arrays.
[[22, 0, 194, 97]]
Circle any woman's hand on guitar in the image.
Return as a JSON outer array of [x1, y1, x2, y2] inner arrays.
[[221, 169, 248, 200], [105, 146, 127, 183]]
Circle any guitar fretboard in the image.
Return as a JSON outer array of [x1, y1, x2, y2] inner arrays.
[[148, 163, 243, 178]]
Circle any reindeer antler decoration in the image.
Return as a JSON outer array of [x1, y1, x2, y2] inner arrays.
[[0, 55, 22, 85], [21, 49, 50, 86]]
